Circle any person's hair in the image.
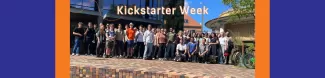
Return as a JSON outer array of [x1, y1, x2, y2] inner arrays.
[[109, 24, 114, 27], [139, 25, 143, 27], [178, 30, 183, 36], [226, 32, 231, 37], [190, 37, 194, 41], [202, 38, 206, 42], [209, 33, 214, 38]]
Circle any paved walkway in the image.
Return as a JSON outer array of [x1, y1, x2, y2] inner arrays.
[[71, 56, 255, 78]]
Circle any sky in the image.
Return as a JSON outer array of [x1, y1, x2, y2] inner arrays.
[[185, 0, 230, 32]]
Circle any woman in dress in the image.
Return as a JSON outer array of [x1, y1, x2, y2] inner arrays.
[[209, 33, 219, 63]]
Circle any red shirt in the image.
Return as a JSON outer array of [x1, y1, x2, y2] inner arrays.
[[126, 28, 135, 40]]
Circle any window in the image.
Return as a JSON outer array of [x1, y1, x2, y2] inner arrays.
[[152, 0, 158, 20], [184, 19, 189, 23], [115, 0, 127, 6], [70, 0, 95, 10], [103, 0, 113, 14], [82, 0, 95, 10]]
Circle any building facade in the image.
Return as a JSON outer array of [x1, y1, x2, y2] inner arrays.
[[205, 9, 255, 41], [70, 0, 186, 53], [184, 15, 202, 32], [70, 0, 169, 28]]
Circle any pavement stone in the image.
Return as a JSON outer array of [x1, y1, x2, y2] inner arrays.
[[70, 56, 255, 78]]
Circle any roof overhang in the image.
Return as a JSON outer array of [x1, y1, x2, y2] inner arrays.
[[70, 7, 100, 16], [205, 14, 254, 29], [103, 14, 162, 25]]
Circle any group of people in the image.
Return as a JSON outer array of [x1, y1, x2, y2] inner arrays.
[[72, 22, 234, 64]]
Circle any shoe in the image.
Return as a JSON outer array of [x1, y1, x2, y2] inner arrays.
[[76, 54, 79, 56], [71, 53, 75, 56]]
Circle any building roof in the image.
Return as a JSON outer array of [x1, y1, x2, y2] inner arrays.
[[184, 14, 201, 27], [205, 9, 254, 29]]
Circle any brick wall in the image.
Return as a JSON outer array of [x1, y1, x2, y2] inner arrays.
[[70, 65, 222, 78]]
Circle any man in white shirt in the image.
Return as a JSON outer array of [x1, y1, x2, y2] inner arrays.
[[135, 25, 145, 59], [143, 24, 154, 60]]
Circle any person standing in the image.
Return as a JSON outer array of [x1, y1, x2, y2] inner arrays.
[[92, 24, 99, 55], [224, 32, 234, 64], [218, 32, 227, 64], [115, 24, 125, 58], [105, 24, 115, 58], [143, 24, 154, 60], [123, 24, 129, 58], [84, 22, 96, 56], [153, 28, 160, 60], [165, 28, 176, 60], [157, 28, 167, 60], [135, 25, 145, 59], [126, 23, 136, 58], [209, 33, 220, 64], [72, 22, 85, 56], [96, 23, 106, 57]]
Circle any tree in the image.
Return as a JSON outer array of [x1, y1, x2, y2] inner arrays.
[[222, 0, 255, 45], [222, 0, 255, 19], [164, 0, 184, 32]]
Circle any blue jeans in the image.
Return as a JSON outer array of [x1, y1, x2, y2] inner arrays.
[[127, 40, 135, 48], [219, 44, 226, 64], [165, 43, 175, 59], [143, 43, 153, 58], [72, 39, 81, 54]]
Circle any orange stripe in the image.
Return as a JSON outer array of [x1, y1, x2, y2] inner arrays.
[[256, 0, 270, 78], [55, 0, 70, 77]]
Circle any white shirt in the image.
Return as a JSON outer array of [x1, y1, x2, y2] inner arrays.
[[176, 44, 187, 51], [143, 30, 154, 43], [219, 37, 226, 45], [135, 31, 144, 42]]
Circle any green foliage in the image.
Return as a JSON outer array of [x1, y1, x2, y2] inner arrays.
[[246, 43, 255, 53], [164, 0, 184, 32], [222, 0, 255, 19]]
